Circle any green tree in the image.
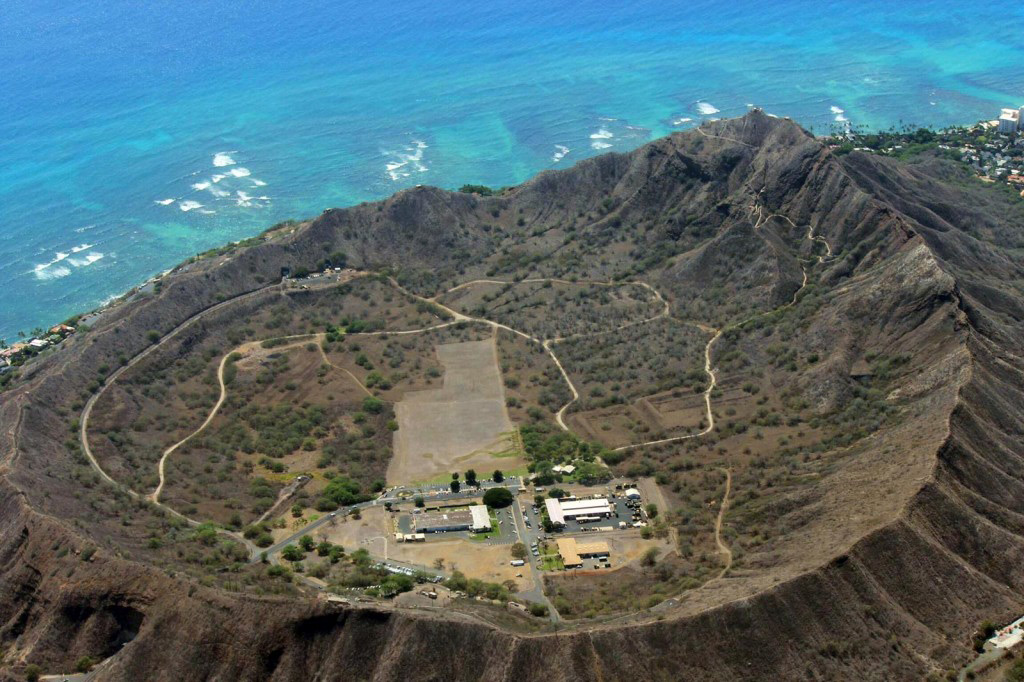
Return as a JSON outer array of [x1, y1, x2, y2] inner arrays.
[[299, 535, 315, 552], [450, 480, 461, 493], [465, 469, 478, 486], [24, 664, 41, 682], [548, 488, 567, 499], [362, 396, 384, 414], [640, 547, 659, 567], [75, 656, 95, 673], [510, 542, 528, 560], [483, 487, 514, 508], [645, 503, 659, 519], [493, 469, 504, 483], [414, 495, 425, 508], [281, 544, 304, 562], [192, 522, 218, 546]]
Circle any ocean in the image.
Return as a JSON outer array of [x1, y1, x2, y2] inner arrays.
[[2, 0, 1023, 341]]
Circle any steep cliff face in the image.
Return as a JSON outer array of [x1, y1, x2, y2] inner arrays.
[[2, 112, 1023, 680]]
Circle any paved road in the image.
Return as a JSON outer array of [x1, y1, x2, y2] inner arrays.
[[509, 494, 560, 622]]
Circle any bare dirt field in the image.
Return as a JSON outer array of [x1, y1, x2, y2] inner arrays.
[[314, 505, 391, 547], [387, 337, 522, 485], [314, 506, 532, 590], [389, 540, 530, 589]]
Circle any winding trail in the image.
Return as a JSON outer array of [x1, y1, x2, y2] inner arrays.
[[713, 467, 734, 579], [78, 281, 291, 556], [613, 327, 721, 451], [433, 277, 676, 432], [79, 202, 833, 566], [150, 335, 316, 504]]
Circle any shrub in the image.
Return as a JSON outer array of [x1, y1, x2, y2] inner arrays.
[[362, 396, 384, 414]]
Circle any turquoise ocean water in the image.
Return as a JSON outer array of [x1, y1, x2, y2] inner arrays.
[[2, 1, 1024, 340]]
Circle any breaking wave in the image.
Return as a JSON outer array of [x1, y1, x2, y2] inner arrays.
[[384, 140, 429, 181]]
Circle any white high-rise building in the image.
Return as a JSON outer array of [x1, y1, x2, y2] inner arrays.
[[998, 108, 1020, 134]]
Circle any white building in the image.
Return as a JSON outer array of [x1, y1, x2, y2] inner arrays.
[[998, 108, 1020, 134], [552, 464, 576, 475], [545, 497, 613, 525], [624, 488, 642, 500], [469, 505, 491, 532]]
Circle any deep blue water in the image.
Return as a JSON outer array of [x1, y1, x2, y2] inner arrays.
[[2, 1, 1024, 340]]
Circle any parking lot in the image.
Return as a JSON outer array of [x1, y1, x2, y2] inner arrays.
[[521, 493, 649, 535]]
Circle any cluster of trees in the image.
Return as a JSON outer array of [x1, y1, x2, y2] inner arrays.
[[281, 536, 344, 564], [243, 521, 276, 548], [317, 475, 372, 510], [445, 469, 505, 493], [240, 404, 327, 458], [444, 569, 514, 601], [521, 424, 615, 482]]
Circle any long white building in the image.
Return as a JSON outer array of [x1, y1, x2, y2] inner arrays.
[[545, 497, 613, 525]]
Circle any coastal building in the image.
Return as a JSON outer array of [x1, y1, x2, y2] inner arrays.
[[998, 108, 1020, 134], [544, 497, 614, 525], [28, 339, 49, 349]]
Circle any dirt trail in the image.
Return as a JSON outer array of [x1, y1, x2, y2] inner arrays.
[[317, 345, 373, 397], [696, 123, 754, 148], [151, 335, 316, 504], [432, 277, 676, 433], [613, 327, 720, 451], [83, 205, 831, 543], [713, 468, 733, 579], [77, 282, 291, 555]]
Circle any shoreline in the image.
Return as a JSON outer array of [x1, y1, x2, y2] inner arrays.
[[3, 113, 1007, 350]]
